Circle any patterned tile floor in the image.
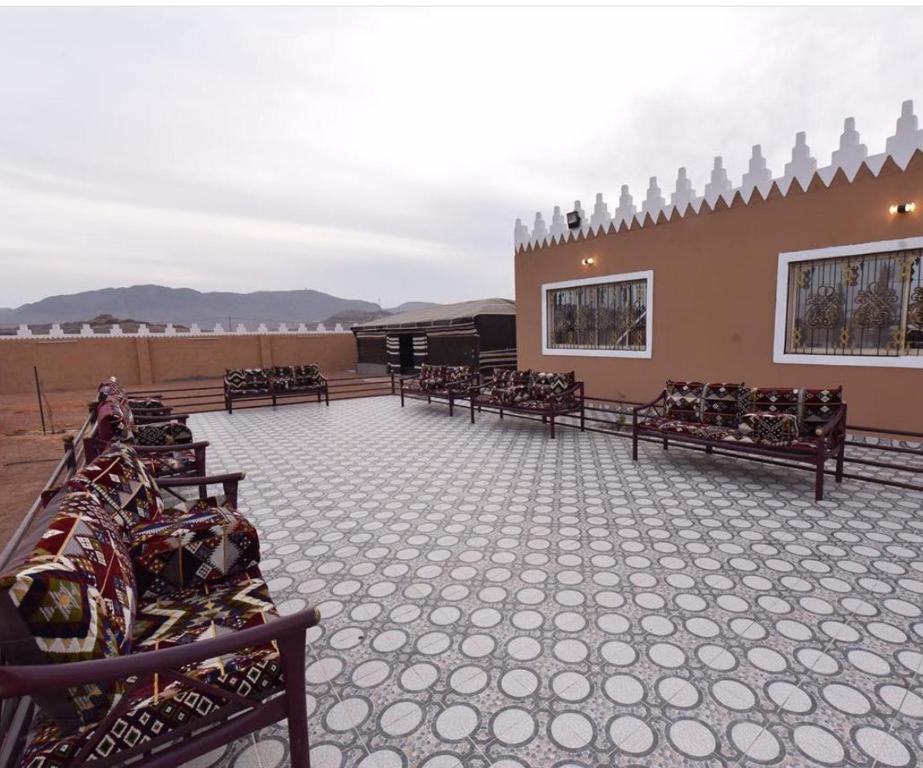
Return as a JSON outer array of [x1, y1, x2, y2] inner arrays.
[[185, 397, 923, 768]]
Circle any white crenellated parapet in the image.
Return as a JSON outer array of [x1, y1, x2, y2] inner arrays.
[[257, 323, 269, 333], [80, 324, 93, 336], [165, 323, 176, 335], [213, 323, 225, 334], [885, 100, 923, 168], [49, 323, 64, 338], [16, 324, 32, 338], [589, 193, 612, 234], [297, 323, 308, 333], [109, 324, 123, 336], [335, 323, 344, 332], [703, 156, 732, 206], [236, 323, 247, 334], [531, 212, 548, 246], [670, 167, 697, 213], [782, 132, 817, 191], [278, 323, 289, 333], [614, 185, 636, 226], [316, 323, 326, 333], [514, 99, 923, 252], [830, 117, 867, 180], [740, 144, 773, 200], [137, 323, 150, 336], [549, 206, 566, 240], [641, 177, 665, 220], [188, 323, 200, 334]]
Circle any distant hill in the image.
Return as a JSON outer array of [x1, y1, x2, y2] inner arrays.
[[0, 285, 439, 329], [385, 301, 440, 314]]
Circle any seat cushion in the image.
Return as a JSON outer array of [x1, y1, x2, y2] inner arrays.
[[134, 421, 193, 447], [19, 574, 282, 768], [701, 382, 746, 427], [67, 446, 164, 530], [641, 416, 733, 440], [664, 380, 705, 422], [0, 491, 136, 732], [735, 411, 800, 447], [140, 448, 198, 478], [129, 505, 261, 599], [529, 371, 575, 400]]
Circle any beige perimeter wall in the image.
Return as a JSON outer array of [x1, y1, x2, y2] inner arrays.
[[515, 158, 923, 434], [0, 333, 358, 394]]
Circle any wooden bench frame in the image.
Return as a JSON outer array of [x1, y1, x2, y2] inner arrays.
[[398, 371, 480, 417], [224, 373, 329, 413], [470, 381, 586, 439]]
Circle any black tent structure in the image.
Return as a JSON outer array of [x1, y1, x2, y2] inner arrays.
[[352, 298, 517, 376]]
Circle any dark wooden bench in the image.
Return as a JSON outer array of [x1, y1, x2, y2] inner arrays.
[[471, 369, 585, 438], [399, 364, 479, 417], [632, 381, 847, 500], [223, 365, 329, 413]]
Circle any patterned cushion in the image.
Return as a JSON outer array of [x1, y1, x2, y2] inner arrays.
[[640, 416, 733, 440], [745, 388, 801, 418], [664, 381, 705, 422], [19, 574, 282, 768], [224, 368, 270, 394], [700, 382, 746, 428], [735, 411, 800, 447], [529, 371, 576, 400], [419, 364, 447, 392], [126, 397, 165, 411], [0, 491, 136, 732], [97, 376, 126, 403], [135, 421, 193, 447], [442, 366, 474, 393], [67, 446, 164, 530], [95, 400, 134, 443], [129, 506, 261, 599], [269, 366, 294, 390], [291, 364, 324, 388], [140, 448, 198, 478], [801, 387, 843, 436]]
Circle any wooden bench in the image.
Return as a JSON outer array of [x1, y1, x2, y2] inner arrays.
[[0, 444, 319, 768], [223, 365, 329, 413], [632, 381, 847, 500], [471, 369, 585, 438], [399, 364, 479, 417]]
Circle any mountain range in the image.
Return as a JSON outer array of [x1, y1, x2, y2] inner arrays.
[[0, 285, 438, 329]]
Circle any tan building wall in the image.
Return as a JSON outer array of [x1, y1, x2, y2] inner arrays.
[[0, 333, 358, 394], [515, 157, 923, 433]]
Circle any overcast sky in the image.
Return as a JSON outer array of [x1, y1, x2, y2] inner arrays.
[[1, 7, 922, 309]]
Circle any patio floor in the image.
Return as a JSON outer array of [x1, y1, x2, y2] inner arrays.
[[186, 396, 923, 768]]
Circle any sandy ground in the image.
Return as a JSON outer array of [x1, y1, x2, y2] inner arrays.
[[0, 373, 387, 549]]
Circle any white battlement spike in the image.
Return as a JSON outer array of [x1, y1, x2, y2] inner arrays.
[[740, 144, 773, 199], [782, 131, 817, 189], [49, 323, 64, 337], [549, 206, 566, 239], [16, 324, 31, 338], [165, 323, 176, 336], [704, 156, 732, 206], [885, 100, 923, 168], [316, 323, 326, 332], [297, 323, 308, 333], [670, 167, 697, 212], [257, 323, 269, 333], [189, 323, 201, 334], [531, 211, 547, 245], [213, 323, 225, 334], [831, 117, 868, 179], [614, 185, 636, 225], [513, 217, 529, 250], [641, 177, 665, 219], [137, 323, 149, 336], [80, 323, 93, 336], [109, 324, 123, 336], [334, 323, 344, 332], [589, 193, 612, 233], [236, 323, 247, 334]]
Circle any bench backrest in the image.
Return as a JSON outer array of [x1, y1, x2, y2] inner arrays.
[[224, 368, 271, 392]]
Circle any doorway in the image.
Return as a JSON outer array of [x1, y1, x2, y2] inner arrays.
[[398, 334, 415, 373]]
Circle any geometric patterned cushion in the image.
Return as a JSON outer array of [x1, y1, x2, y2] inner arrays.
[[134, 421, 193, 447], [736, 411, 801, 446], [138, 448, 199, 479], [639, 416, 733, 440], [529, 371, 575, 400], [224, 368, 271, 394], [67, 446, 164, 531], [418, 364, 447, 391], [129, 506, 261, 599], [443, 366, 475, 393], [96, 376, 126, 403], [0, 491, 136, 732], [19, 573, 281, 768], [745, 387, 801, 419], [801, 387, 843, 437], [700, 382, 746, 427], [95, 400, 134, 444], [291, 364, 324, 388], [664, 380, 705, 422]]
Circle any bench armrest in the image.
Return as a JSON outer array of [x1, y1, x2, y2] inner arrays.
[[158, 472, 246, 507], [815, 404, 848, 439], [133, 440, 209, 453], [0, 608, 320, 699]]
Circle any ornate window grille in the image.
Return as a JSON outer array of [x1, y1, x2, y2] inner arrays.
[[784, 248, 922, 357], [546, 277, 648, 351]]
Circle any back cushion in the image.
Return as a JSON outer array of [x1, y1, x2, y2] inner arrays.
[[445, 366, 473, 383], [67, 446, 164, 530], [530, 371, 575, 399], [0, 491, 136, 732], [225, 368, 270, 392], [135, 421, 193, 447], [801, 387, 843, 436], [701, 382, 746, 427], [95, 399, 134, 443], [664, 381, 705, 422], [97, 376, 125, 403], [746, 388, 801, 420], [270, 366, 294, 389], [292, 363, 322, 384]]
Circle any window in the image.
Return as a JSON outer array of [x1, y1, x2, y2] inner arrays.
[[774, 238, 923, 368], [542, 271, 653, 358]]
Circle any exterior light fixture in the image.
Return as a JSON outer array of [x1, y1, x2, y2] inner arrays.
[[582, 257, 595, 266], [567, 211, 582, 229], [890, 202, 916, 215]]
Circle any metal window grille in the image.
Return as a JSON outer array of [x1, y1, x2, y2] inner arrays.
[[785, 249, 923, 356], [546, 278, 648, 351]]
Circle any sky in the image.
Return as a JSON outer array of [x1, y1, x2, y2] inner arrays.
[[1, 6, 922, 309]]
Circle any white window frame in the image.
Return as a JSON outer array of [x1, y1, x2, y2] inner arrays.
[[541, 270, 654, 358], [773, 236, 923, 369]]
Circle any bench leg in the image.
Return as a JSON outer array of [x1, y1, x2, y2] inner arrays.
[[663, 438, 669, 450], [499, 408, 503, 420], [449, 397, 454, 417], [317, 391, 321, 403], [632, 429, 638, 460], [400, 390, 405, 407], [580, 405, 585, 432], [549, 414, 556, 439], [815, 458, 825, 502], [542, 415, 547, 424], [325, 387, 329, 406], [470, 398, 476, 424], [836, 444, 845, 482], [705, 444, 713, 454], [279, 634, 311, 768]]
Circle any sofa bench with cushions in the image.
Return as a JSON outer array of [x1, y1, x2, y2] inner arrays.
[[471, 369, 585, 439], [223, 365, 329, 413], [87, 377, 208, 481], [399, 364, 479, 417], [632, 381, 847, 500], [0, 444, 320, 768]]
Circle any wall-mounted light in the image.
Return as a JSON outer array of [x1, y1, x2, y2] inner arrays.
[[567, 211, 582, 230], [890, 202, 916, 215], [582, 257, 595, 266]]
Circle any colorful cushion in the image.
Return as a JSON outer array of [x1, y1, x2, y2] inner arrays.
[[97, 376, 126, 403], [664, 381, 705, 422], [735, 411, 800, 447], [95, 400, 134, 444], [801, 387, 843, 436], [19, 574, 281, 768], [701, 382, 746, 428], [224, 368, 270, 394], [529, 371, 576, 400], [139, 448, 198, 478], [419, 364, 447, 391], [129, 506, 260, 599], [745, 388, 801, 418], [640, 416, 733, 440], [291, 364, 324, 387], [0, 491, 136, 732], [67, 446, 164, 530], [269, 366, 295, 390], [135, 421, 193, 447]]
